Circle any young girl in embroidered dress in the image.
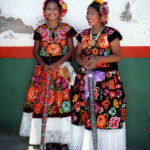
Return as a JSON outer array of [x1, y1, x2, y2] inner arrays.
[[19, 0, 77, 150], [70, 0, 126, 150]]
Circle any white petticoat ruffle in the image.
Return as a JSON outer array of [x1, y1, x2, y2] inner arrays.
[[69, 123, 126, 150], [19, 112, 32, 137], [19, 112, 71, 145]]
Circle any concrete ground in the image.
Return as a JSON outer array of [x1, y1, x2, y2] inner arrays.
[[0, 132, 149, 150]]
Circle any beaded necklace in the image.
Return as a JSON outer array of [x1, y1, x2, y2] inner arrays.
[[88, 27, 105, 49]]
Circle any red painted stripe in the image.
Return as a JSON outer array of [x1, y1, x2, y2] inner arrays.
[[0, 47, 34, 58], [121, 46, 150, 58], [0, 46, 150, 58]]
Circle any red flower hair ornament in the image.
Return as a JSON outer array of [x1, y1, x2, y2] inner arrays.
[[93, 0, 109, 24]]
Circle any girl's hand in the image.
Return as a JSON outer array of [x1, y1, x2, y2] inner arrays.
[[81, 57, 89, 68], [86, 56, 100, 69], [42, 64, 49, 72], [47, 62, 60, 73]]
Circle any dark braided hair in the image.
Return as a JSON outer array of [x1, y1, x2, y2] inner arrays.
[[88, 2, 101, 14]]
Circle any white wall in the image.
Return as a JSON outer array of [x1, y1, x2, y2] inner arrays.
[[0, 0, 150, 46]]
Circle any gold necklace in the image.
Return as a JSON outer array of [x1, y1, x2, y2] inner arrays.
[[88, 27, 104, 49]]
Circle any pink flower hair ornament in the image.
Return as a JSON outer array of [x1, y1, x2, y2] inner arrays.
[[93, 0, 109, 24], [43, 0, 67, 20]]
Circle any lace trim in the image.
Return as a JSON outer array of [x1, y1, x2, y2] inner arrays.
[[29, 117, 71, 145], [19, 112, 33, 137]]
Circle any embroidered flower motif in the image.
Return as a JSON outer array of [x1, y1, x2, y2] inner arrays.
[[116, 90, 123, 98], [83, 29, 90, 35], [62, 101, 71, 113], [86, 119, 92, 128], [101, 82, 106, 89], [40, 89, 54, 106], [40, 28, 49, 41], [103, 89, 109, 96], [60, 39, 67, 47], [97, 115, 107, 128], [99, 107, 104, 113], [104, 50, 110, 56], [94, 89, 99, 100], [79, 80, 84, 86], [51, 104, 57, 114], [109, 107, 117, 116], [73, 101, 84, 112], [108, 30, 114, 35], [72, 94, 78, 103], [82, 35, 90, 49], [80, 86, 85, 91], [109, 91, 116, 99], [82, 112, 88, 124], [99, 48, 105, 55], [47, 37, 53, 43], [121, 108, 126, 121], [109, 79, 115, 90], [58, 26, 68, 39], [55, 90, 63, 107], [113, 99, 119, 108], [61, 78, 68, 89], [34, 103, 42, 114], [54, 36, 61, 44], [116, 84, 122, 89], [97, 33, 109, 49], [62, 89, 70, 100], [27, 86, 37, 103], [93, 48, 99, 55], [42, 41, 48, 49], [109, 116, 120, 129], [102, 99, 110, 109], [46, 44, 61, 56]]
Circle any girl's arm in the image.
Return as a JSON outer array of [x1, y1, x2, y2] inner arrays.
[[75, 42, 89, 67], [33, 40, 49, 71]]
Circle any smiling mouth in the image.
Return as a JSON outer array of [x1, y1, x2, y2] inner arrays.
[[88, 19, 93, 22]]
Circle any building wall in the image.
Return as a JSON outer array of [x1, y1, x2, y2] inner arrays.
[[0, 0, 150, 149]]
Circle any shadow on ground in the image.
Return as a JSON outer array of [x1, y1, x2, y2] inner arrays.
[[0, 133, 150, 150]]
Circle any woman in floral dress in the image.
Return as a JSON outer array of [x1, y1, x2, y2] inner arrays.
[[19, 0, 76, 150], [70, 0, 126, 150]]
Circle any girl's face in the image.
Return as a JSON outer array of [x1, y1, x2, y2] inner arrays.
[[86, 7, 101, 26], [45, 2, 60, 20]]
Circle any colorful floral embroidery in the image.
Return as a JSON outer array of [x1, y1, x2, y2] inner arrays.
[[71, 27, 126, 129], [35, 23, 72, 57], [23, 23, 76, 120]]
